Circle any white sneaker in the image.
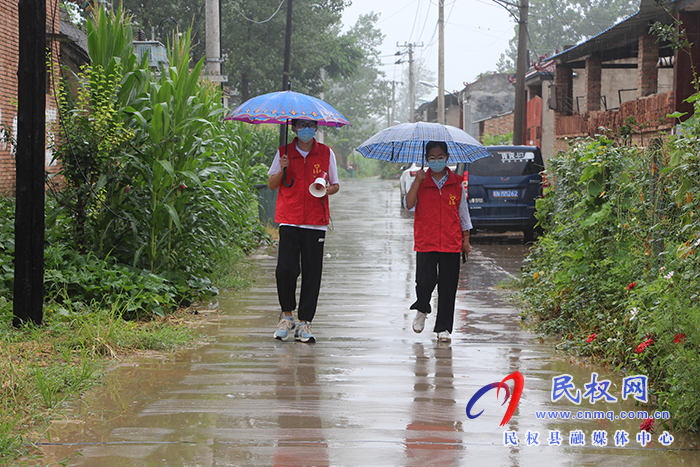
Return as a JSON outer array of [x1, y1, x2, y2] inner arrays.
[[437, 331, 451, 342], [412, 311, 427, 333]]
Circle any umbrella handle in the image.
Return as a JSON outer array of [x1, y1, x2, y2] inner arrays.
[[283, 167, 294, 187]]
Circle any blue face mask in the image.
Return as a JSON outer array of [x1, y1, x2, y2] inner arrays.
[[297, 127, 316, 143], [428, 159, 447, 173]]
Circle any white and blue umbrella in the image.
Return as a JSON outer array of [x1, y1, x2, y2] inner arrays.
[[356, 122, 490, 164]]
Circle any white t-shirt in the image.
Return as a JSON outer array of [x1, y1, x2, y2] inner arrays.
[[268, 140, 339, 231]]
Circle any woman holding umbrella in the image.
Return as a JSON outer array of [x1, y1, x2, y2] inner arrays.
[[404, 141, 472, 343], [268, 118, 340, 343]]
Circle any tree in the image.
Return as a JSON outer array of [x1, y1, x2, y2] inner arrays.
[[222, 0, 360, 100], [323, 13, 388, 162], [496, 0, 639, 72], [118, 0, 361, 101]]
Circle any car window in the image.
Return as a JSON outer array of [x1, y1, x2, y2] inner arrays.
[[470, 149, 543, 177]]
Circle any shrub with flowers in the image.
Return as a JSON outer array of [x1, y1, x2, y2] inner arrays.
[[518, 91, 700, 432], [640, 417, 655, 433]]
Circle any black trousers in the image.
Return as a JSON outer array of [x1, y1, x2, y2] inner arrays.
[[410, 251, 461, 333], [276, 226, 326, 322]]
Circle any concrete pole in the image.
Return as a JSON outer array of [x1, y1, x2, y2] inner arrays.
[[438, 0, 445, 124], [409, 44, 415, 123], [391, 81, 397, 125], [205, 0, 221, 75], [513, 0, 528, 145]]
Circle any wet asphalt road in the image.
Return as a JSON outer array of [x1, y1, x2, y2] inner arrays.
[[28, 178, 700, 466]]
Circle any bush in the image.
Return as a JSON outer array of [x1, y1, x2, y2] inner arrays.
[[519, 93, 700, 432]]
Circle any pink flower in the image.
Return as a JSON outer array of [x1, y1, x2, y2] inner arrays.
[[635, 338, 654, 354], [673, 333, 686, 344], [627, 282, 636, 290], [178, 183, 186, 193], [125, 186, 130, 194], [640, 417, 655, 433], [586, 333, 597, 343]]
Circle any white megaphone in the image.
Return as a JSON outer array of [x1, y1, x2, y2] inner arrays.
[[309, 171, 329, 198]]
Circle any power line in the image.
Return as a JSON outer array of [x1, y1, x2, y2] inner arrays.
[[231, 0, 285, 24], [408, 0, 422, 44]]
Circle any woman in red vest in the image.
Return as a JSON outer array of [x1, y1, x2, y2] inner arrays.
[[404, 141, 471, 343], [268, 119, 340, 343]]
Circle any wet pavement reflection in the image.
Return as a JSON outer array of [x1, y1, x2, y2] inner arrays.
[[28, 178, 700, 466]]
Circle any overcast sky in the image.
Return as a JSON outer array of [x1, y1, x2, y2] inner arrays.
[[340, 0, 515, 98]]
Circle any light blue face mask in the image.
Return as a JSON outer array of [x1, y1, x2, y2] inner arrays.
[[428, 159, 447, 173], [297, 127, 316, 143]]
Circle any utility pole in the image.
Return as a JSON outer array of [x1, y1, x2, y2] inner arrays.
[[389, 80, 402, 126], [512, 0, 528, 145], [204, 0, 223, 78], [280, 0, 293, 146], [438, 0, 445, 124], [397, 42, 423, 123], [408, 44, 415, 123], [14, 0, 46, 326]]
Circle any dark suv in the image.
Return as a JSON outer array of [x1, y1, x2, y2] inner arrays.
[[456, 146, 544, 241]]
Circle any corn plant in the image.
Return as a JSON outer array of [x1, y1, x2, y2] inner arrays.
[[51, 6, 271, 286]]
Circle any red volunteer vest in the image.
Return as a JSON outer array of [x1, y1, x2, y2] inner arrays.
[[414, 168, 463, 253], [275, 138, 331, 226]]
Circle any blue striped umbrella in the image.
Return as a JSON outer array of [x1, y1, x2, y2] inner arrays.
[[356, 122, 490, 163]]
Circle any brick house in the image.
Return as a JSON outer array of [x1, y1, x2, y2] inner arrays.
[[542, 0, 699, 154], [0, 0, 66, 196]]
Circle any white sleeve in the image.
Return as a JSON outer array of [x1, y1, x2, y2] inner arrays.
[[328, 149, 339, 184], [267, 149, 282, 176], [459, 185, 472, 231]]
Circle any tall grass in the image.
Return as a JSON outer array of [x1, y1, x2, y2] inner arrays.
[[0, 301, 201, 460]]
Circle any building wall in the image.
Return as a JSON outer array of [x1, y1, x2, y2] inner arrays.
[[460, 73, 515, 139], [541, 81, 555, 164], [445, 104, 461, 128], [0, 0, 60, 196], [0, 0, 20, 194], [482, 112, 514, 140], [574, 59, 674, 114]]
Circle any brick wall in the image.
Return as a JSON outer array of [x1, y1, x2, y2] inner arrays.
[[0, 0, 19, 195], [0, 0, 60, 196], [482, 113, 514, 140], [555, 91, 675, 148]]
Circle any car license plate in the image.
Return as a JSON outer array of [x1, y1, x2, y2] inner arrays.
[[492, 189, 518, 198]]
